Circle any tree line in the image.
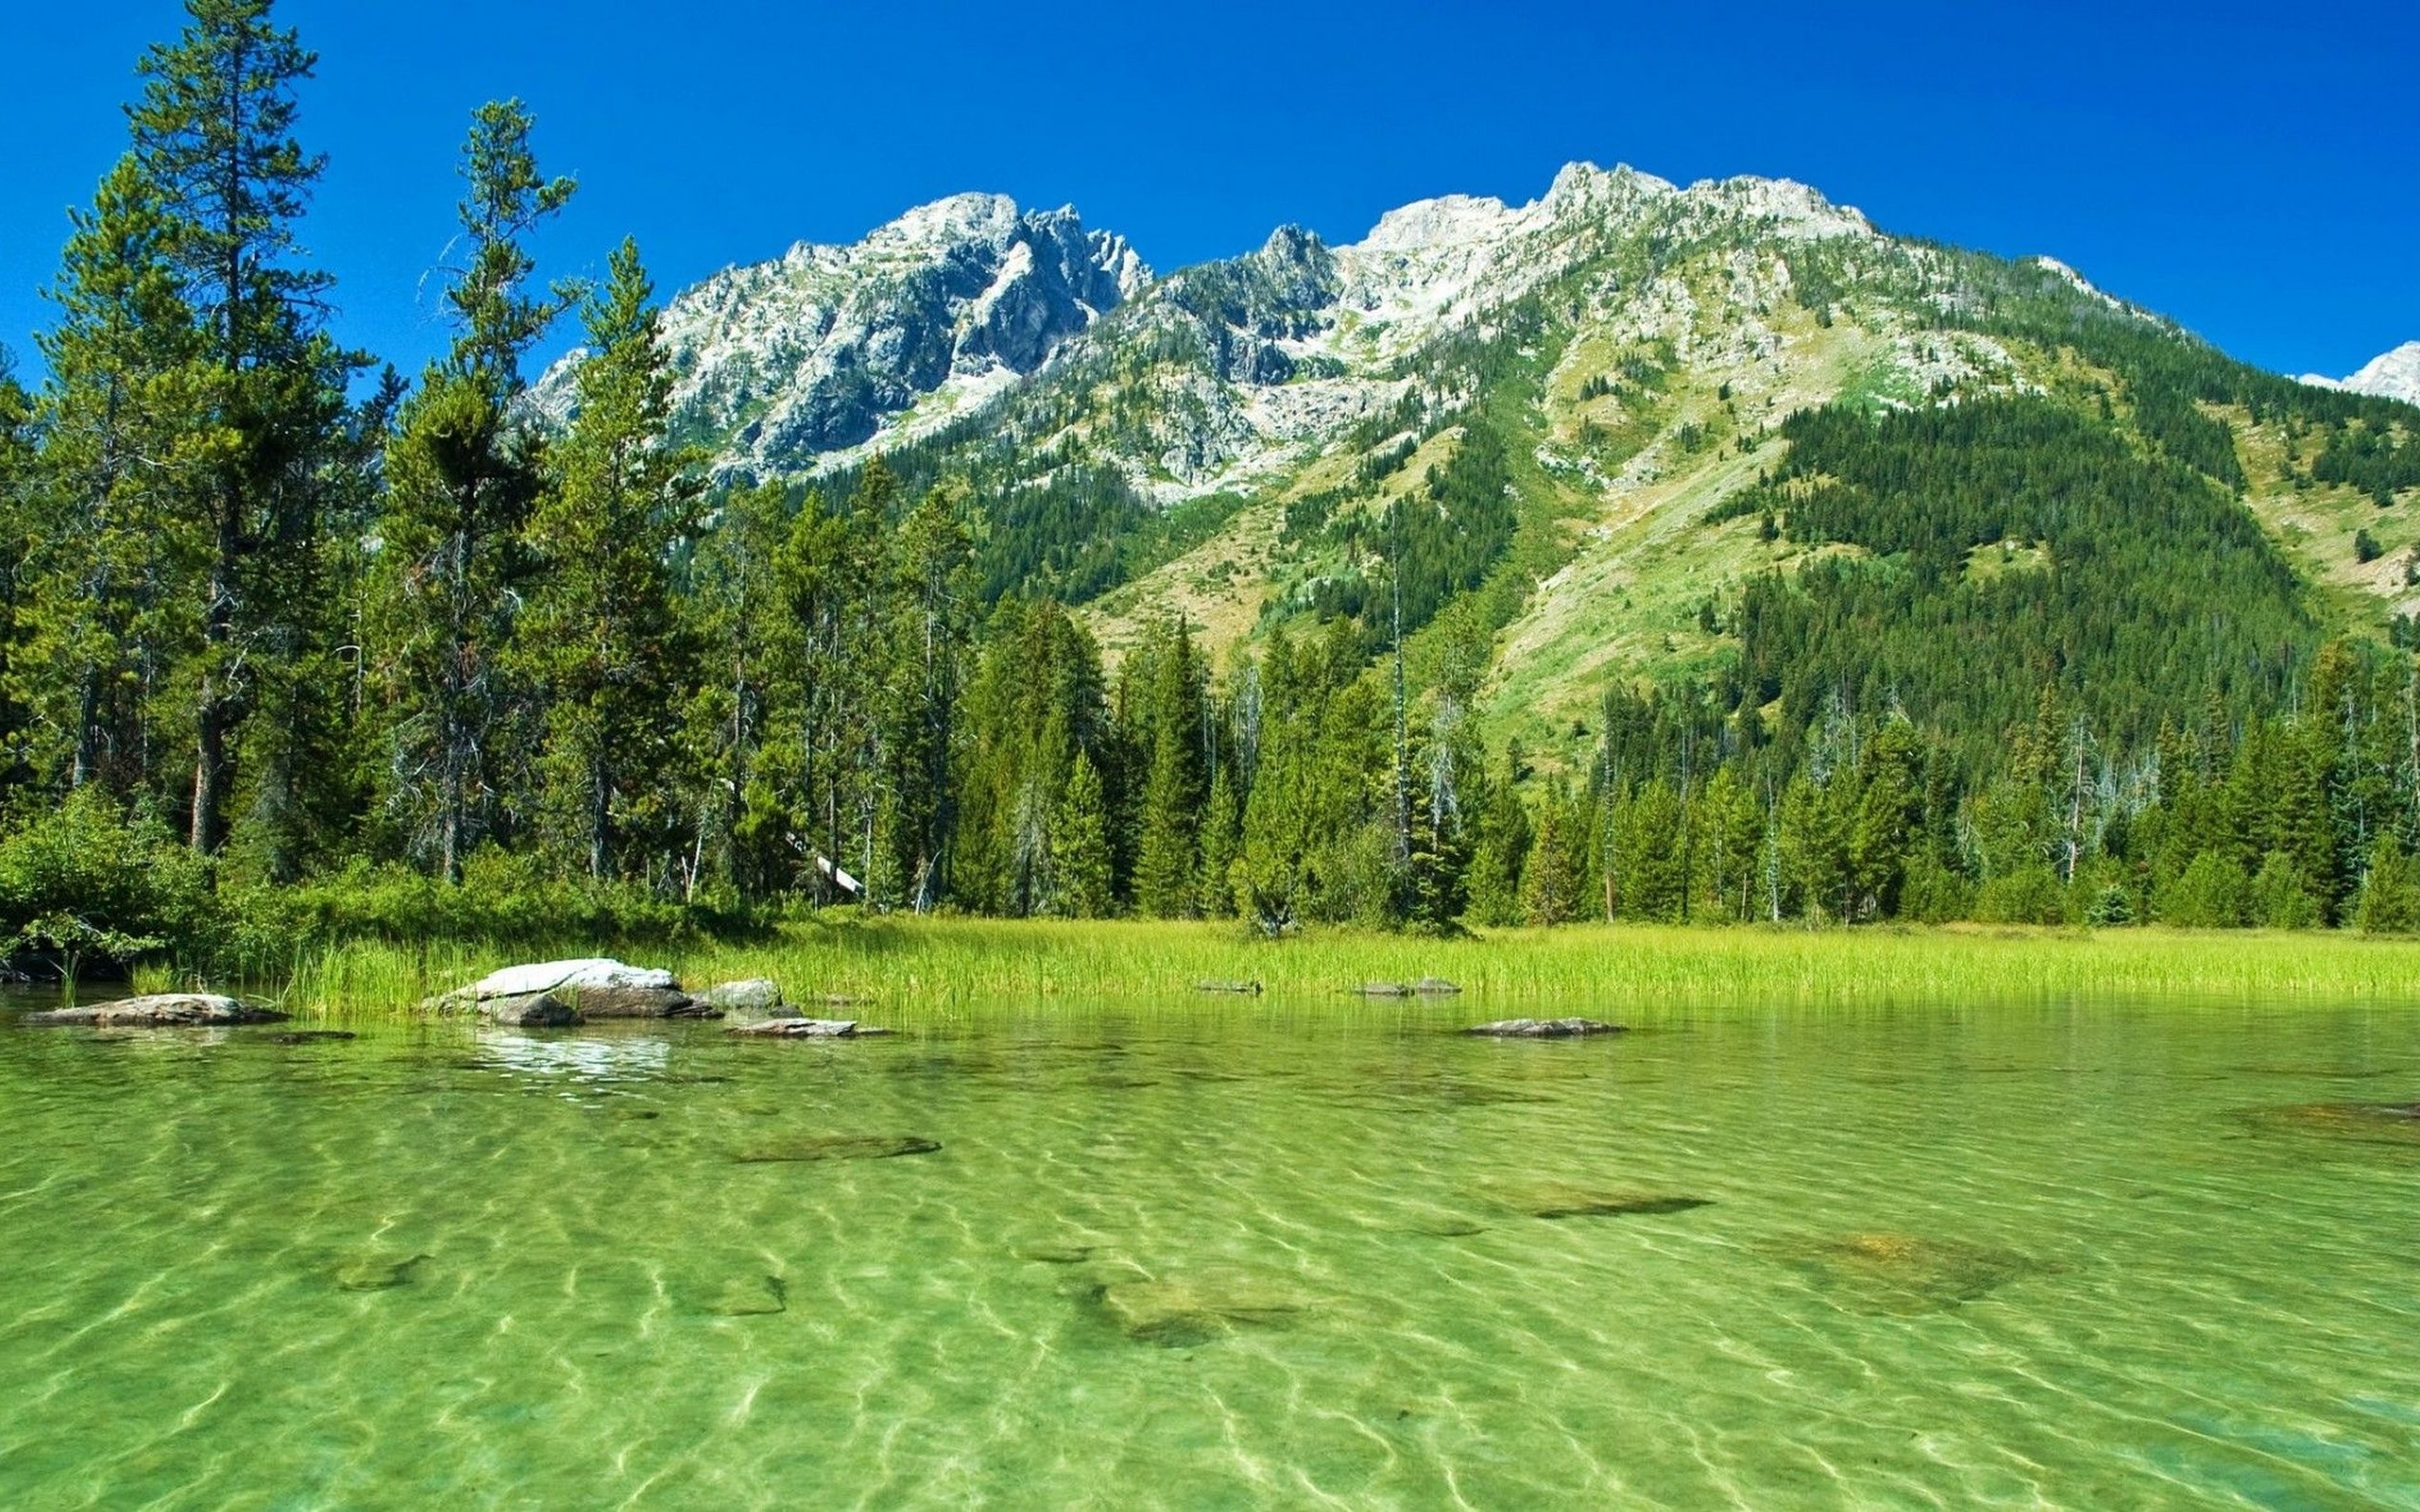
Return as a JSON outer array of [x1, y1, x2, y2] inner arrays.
[[6, 1, 2420, 977]]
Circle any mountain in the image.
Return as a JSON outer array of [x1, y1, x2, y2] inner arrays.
[[2304, 342, 2420, 406], [591, 163, 2420, 761], [536, 194, 1148, 476]]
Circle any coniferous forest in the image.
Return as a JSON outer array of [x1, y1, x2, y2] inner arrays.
[[9, 0, 2420, 986]]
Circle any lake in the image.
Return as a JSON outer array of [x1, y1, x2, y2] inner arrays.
[[2, 989, 2415, 1507]]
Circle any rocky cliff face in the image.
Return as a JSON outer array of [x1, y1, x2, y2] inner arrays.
[[536, 193, 1149, 476]]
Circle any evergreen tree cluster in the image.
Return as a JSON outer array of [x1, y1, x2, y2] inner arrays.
[[9, 2, 2420, 974]]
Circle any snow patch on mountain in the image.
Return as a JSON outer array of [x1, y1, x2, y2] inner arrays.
[[2303, 342, 2420, 406]]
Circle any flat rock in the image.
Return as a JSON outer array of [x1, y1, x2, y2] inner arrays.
[[1463, 1018, 1626, 1038], [1413, 977, 1463, 995], [1353, 982, 1413, 998], [725, 1018, 894, 1039], [1195, 980, 1263, 995], [433, 958, 679, 1010], [700, 979, 784, 1013], [25, 994, 286, 1028], [1492, 1182, 1712, 1219]]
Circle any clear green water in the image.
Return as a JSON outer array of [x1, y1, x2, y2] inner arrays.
[[2, 989, 2417, 1509]]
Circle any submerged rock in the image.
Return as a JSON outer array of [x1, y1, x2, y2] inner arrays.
[[725, 1018, 894, 1039], [700, 979, 784, 1014], [1463, 1018, 1626, 1038], [1789, 1231, 2048, 1313], [1353, 982, 1413, 998], [706, 1274, 788, 1316], [25, 994, 286, 1028], [733, 1134, 941, 1163], [1194, 980, 1263, 995], [1490, 1181, 1712, 1220], [336, 1253, 431, 1293], [1016, 1243, 1098, 1264], [1087, 1273, 1309, 1348], [2238, 1101, 2420, 1147], [266, 1030, 357, 1045], [1413, 977, 1463, 996]]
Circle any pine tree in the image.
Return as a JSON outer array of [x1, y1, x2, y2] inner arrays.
[[127, 0, 353, 853], [519, 240, 700, 881], [0, 354, 35, 800], [21, 158, 206, 799], [1466, 746, 1530, 927], [370, 100, 574, 881], [1130, 617, 1206, 918], [1051, 748, 1114, 919], [872, 484, 973, 911]]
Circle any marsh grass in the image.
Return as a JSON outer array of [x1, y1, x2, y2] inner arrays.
[[173, 917, 2420, 1021]]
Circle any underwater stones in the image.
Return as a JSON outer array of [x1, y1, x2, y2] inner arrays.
[[732, 1134, 941, 1163], [1489, 1181, 1712, 1220], [1194, 980, 1263, 995], [724, 1018, 894, 1039], [335, 1253, 430, 1292], [24, 994, 286, 1027], [1791, 1231, 2045, 1313], [2238, 1101, 2420, 1147], [1463, 1018, 1626, 1038], [1413, 977, 1462, 996], [1353, 982, 1414, 998], [1089, 1274, 1308, 1348], [266, 1030, 357, 1044], [706, 1274, 788, 1316], [1015, 1243, 1097, 1264], [700, 979, 785, 1014]]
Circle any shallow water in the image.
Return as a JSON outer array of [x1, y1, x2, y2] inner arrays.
[[2, 988, 2416, 1508]]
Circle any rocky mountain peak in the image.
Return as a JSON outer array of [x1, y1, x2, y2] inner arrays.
[[2304, 342, 2420, 407]]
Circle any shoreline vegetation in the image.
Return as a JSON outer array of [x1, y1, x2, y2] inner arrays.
[[109, 916, 2420, 1021]]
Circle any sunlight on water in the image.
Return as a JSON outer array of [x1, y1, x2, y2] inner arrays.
[[1, 988, 2416, 1507]]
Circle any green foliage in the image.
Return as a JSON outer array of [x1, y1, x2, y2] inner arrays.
[[0, 792, 216, 985]]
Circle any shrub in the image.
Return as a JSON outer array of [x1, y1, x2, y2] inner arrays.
[[0, 792, 220, 988], [2249, 851, 2319, 929], [2356, 839, 2420, 935], [1974, 865, 2068, 925], [2160, 850, 2249, 928]]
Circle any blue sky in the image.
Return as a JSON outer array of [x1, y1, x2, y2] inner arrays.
[[5, 0, 2414, 386]]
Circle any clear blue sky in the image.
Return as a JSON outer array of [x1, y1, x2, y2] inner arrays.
[[5, 0, 2415, 387]]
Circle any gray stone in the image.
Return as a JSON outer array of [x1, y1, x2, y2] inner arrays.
[[24, 994, 286, 1028], [724, 1018, 894, 1039], [1463, 1018, 1627, 1038], [1195, 980, 1263, 995], [482, 991, 582, 1028], [558, 985, 710, 1020], [700, 979, 785, 1014], [1413, 977, 1463, 996], [1353, 982, 1413, 998]]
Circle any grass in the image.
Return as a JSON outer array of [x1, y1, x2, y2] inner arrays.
[[171, 916, 2420, 1022]]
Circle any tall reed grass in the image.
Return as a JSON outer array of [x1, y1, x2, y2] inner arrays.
[[202, 917, 2420, 1020]]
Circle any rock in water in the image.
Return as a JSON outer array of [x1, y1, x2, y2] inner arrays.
[[1413, 977, 1463, 996], [724, 1018, 894, 1039], [480, 991, 582, 1028], [700, 979, 785, 1014], [25, 994, 287, 1027], [1354, 982, 1414, 998], [557, 985, 710, 1020], [424, 958, 696, 1025], [733, 1135, 941, 1163], [706, 1274, 788, 1316], [267, 1030, 357, 1045], [1089, 1274, 1309, 1348], [1194, 980, 1263, 995], [1463, 1018, 1626, 1038]]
